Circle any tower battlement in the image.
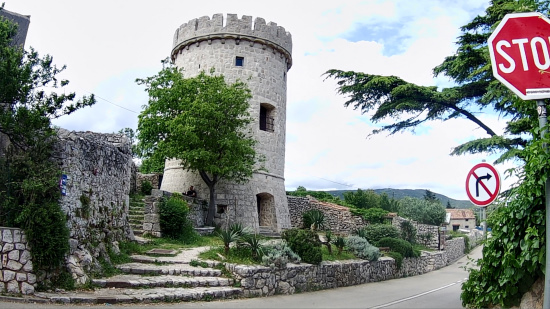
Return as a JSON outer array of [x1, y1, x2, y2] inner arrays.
[[172, 14, 292, 67]]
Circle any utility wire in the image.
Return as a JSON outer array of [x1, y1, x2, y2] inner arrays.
[[89, 92, 139, 114]]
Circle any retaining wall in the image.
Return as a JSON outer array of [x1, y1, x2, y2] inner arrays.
[[228, 237, 467, 296], [287, 196, 366, 234], [0, 227, 36, 295], [53, 129, 134, 285]]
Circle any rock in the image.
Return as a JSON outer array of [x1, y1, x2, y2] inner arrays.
[[2, 243, 13, 253], [6, 280, 19, 294], [277, 281, 291, 294], [3, 270, 15, 282], [8, 249, 19, 261], [2, 229, 12, 243], [27, 273, 36, 284], [19, 250, 31, 265], [15, 243, 25, 250], [13, 229, 21, 242], [23, 260, 33, 272], [20, 282, 34, 295], [6, 260, 22, 271], [16, 273, 26, 282]]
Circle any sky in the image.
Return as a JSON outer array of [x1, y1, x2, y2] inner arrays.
[[6, 0, 517, 201]]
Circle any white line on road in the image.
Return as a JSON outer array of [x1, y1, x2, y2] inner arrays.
[[368, 278, 468, 309]]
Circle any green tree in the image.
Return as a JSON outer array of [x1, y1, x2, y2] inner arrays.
[[344, 189, 380, 209], [446, 200, 453, 209], [0, 15, 94, 274], [423, 189, 438, 202], [398, 197, 446, 226], [380, 192, 399, 212], [136, 62, 259, 226], [323, 0, 550, 164]]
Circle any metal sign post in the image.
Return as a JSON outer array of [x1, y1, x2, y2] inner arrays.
[[537, 100, 550, 309]]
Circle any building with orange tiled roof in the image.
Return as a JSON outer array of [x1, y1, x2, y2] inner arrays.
[[446, 208, 476, 231]]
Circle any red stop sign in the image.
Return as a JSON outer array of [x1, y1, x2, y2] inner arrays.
[[488, 12, 550, 100]]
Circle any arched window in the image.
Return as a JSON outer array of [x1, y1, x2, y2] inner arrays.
[[259, 103, 275, 132]]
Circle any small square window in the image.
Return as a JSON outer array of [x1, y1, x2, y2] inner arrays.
[[465, 225, 469, 228], [235, 56, 244, 66]]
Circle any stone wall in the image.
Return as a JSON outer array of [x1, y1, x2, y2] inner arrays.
[[0, 228, 36, 295], [136, 173, 162, 193], [228, 237, 467, 297], [143, 190, 208, 237], [391, 216, 440, 249], [53, 129, 134, 285], [287, 196, 367, 234]]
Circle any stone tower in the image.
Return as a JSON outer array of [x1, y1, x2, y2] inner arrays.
[[161, 14, 292, 232]]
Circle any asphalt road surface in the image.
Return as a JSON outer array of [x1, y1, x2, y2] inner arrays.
[[0, 245, 483, 309]]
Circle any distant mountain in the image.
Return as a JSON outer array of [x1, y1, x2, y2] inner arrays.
[[325, 188, 473, 209]]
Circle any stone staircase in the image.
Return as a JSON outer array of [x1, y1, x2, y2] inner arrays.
[[259, 226, 281, 238], [128, 197, 145, 236], [34, 248, 241, 304]]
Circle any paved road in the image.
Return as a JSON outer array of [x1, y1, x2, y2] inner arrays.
[[0, 246, 482, 309]]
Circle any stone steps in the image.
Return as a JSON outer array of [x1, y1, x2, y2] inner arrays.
[[35, 286, 241, 304], [259, 226, 281, 238], [116, 262, 222, 277], [92, 274, 234, 289]]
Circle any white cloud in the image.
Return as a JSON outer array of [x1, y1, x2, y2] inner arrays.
[[8, 0, 504, 201]]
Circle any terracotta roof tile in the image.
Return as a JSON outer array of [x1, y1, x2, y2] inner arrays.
[[446, 208, 475, 220]]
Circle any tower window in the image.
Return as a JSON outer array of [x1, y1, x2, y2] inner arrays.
[[260, 104, 275, 132], [235, 56, 244, 66]]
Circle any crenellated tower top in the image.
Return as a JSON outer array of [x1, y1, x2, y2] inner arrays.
[[171, 14, 292, 69]]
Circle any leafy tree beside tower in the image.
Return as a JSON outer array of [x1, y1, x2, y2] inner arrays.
[[136, 62, 260, 226]]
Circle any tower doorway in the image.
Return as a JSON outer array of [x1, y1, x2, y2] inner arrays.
[[256, 193, 276, 229]]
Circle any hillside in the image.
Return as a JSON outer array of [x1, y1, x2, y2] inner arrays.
[[325, 188, 473, 209]]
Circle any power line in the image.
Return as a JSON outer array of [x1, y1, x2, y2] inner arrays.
[[89, 92, 139, 114]]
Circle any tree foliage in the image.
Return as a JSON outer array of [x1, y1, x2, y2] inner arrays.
[[136, 62, 259, 226], [323, 0, 550, 163], [0, 15, 94, 274], [398, 197, 446, 226], [343, 188, 380, 209]]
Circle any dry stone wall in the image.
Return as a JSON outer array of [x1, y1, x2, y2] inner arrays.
[[287, 196, 366, 234], [0, 228, 36, 295], [391, 216, 440, 249], [53, 129, 134, 285], [136, 173, 162, 193], [228, 237, 467, 297]]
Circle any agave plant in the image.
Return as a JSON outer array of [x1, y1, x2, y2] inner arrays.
[[241, 233, 264, 260], [216, 228, 240, 255], [324, 230, 333, 255], [303, 209, 325, 230], [334, 236, 346, 256]]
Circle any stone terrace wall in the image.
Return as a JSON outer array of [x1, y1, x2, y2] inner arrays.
[[0, 228, 36, 295], [137, 173, 162, 193], [143, 190, 208, 237], [53, 129, 134, 285], [392, 216, 440, 249], [287, 196, 366, 234], [228, 238, 467, 297]]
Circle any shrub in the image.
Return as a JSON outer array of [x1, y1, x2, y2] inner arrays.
[[141, 180, 153, 195], [302, 209, 325, 230], [361, 207, 389, 224], [400, 220, 417, 244], [282, 228, 322, 264], [158, 196, 196, 241], [354, 227, 368, 239], [377, 237, 419, 258], [418, 231, 434, 247], [334, 236, 346, 255], [262, 241, 301, 268], [344, 235, 380, 261], [240, 233, 264, 260], [385, 251, 404, 269], [216, 228, 240, 255], [365, 224, 400, 245]]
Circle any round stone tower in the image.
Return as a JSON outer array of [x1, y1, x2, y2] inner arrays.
[[160, 14, 292, 232]]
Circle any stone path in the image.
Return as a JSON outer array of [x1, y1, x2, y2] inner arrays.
[[31, 246, 241, 305]]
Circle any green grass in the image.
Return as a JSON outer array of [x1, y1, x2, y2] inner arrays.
[[199, 246, 261, 265], [321, 246, 357, 261]]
